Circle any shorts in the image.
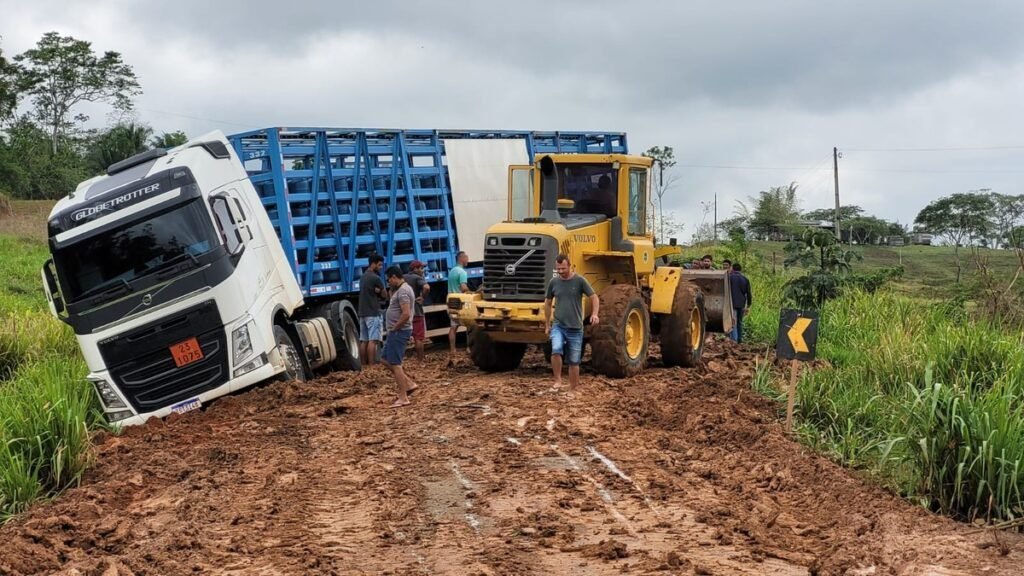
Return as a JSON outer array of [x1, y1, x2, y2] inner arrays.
[[412, 316, 426, 341], [383, 329, 412, 365], [359, 316, 383, 342], [450, 316, 461, 329], [550, 324, 583, 366]]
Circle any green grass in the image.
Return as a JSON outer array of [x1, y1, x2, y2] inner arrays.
[[0, 233, 94, 521], [736, 268, 1024, 523]]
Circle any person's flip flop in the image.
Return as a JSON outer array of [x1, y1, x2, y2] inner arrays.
[[407, 386, 419, 396], [390, 399, 412, 409]]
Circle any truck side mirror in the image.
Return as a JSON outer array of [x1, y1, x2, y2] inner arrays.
[[41, 259, 66, 317]]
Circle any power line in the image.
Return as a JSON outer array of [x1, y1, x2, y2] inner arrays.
[[844, 145, 1024, 152], [138, 107, 256, 129]]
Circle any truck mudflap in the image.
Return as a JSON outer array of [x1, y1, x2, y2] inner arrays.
[[680, 269, 734, 333]]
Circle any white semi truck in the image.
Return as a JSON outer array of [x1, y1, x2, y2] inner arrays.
[[41, 128, 627, 426]]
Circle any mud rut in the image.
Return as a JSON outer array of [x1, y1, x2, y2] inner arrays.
[[2, 342, 1022, 576]]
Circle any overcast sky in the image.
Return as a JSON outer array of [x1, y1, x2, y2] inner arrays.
[[4, 0, 1024, 236]]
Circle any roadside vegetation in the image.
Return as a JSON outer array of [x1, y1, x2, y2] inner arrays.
[[684, 228, 1024, 524], [0, 235, 97, 520]]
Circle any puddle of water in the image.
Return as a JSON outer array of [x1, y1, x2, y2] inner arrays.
[[532, 456, 584, 471]]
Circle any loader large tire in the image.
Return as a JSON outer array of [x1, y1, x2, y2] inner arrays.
[[468, 326, 527, 372], [591, 285, 649, 378], [660, 281, 706, 368]]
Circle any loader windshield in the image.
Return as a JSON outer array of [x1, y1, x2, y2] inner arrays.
[[552, 163, 617, 218]]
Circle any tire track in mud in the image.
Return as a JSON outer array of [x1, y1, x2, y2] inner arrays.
[[0, 343, 1022, 575]]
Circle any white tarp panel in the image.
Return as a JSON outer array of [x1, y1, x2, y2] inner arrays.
[[444, 139, 529, 259]]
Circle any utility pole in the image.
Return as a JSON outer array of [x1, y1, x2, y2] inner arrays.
[[833, 147, 841, 242], [714, 193, 718, 244]]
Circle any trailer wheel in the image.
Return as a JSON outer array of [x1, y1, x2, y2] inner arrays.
[[468, 326, 527, 372], [661, 282, 706, 368], [274, 325, 307, 383], [590, 284, 649, 378]]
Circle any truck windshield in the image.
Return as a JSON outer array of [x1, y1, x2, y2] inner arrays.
[[54, 199, 219, 302]]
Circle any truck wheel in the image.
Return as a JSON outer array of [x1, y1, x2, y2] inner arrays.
[[661, 282, 706, 368], [468, 326, 527, 372], [323, 303, 360, 372], [274, 325, 307, 383], [591, 285, 649, 378]]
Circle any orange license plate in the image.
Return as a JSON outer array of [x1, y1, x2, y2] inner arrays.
[[170, 337, 204, 368]]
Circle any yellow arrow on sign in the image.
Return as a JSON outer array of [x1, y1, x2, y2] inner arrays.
[[787, 317, 813, 353]]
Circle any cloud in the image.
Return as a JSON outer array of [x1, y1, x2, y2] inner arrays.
[[3, 0, 1024, 231]]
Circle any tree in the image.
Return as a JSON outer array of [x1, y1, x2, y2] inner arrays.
[[748, 182, 801, 240], [151, 130, 188, 149], [783, 228, 861, 310], [986, 192, 1024, 248], [86, 122, 152, 174], [0, 40, 19, 124], [15, 32, 141, 154], [642, 146, 677, 243], [803, 205, 863, 223], [0, 117, 89, 199], [915, 192, 995, 283]]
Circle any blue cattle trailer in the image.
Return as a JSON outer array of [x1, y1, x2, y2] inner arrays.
[[227, 127, 627, 337]]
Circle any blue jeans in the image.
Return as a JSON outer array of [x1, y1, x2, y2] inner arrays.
[[730, 308, 745, 343], [550, 324, 584, 365]]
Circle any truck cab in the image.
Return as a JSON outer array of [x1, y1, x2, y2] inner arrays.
[[42, 132, 342, 426]]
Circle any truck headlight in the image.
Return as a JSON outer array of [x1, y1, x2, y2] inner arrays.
[[233, 353, 268, 378], [88, 377, 127, 410], [232, 322, 255, 366]]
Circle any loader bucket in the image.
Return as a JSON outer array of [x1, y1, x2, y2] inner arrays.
[[680, 270, 733, 334]]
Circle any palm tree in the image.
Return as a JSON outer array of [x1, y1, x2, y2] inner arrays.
[[87, 122, 153, 173]]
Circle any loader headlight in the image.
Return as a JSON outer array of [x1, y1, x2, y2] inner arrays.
[[487, 236, 498, 246], [232, 321, 255, 366], [528, 237, 541, 247], [88, 377, 127, 410]]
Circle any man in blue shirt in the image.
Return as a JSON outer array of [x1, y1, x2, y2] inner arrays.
[[728, 262, 752, 343], [447, 251, 471, 367]]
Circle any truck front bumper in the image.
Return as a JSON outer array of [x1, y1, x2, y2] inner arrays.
[[448, 295, 548, 344]]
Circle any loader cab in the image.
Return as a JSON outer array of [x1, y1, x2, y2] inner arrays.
[[509, 154, 650, 230], [507, 154, 654, 273]]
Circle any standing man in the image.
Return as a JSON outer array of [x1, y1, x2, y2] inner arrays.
[[383, 266, 417, 408], [729, 262, 752, 344], [358, 254, 387, 366], [447, 251, 471, 367], [544, 254, 599, 394], [722, 259, 732, 272], [404, 260, 430, 361]]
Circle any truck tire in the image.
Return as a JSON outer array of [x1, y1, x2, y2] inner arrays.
[[660, 282, 706, 368], [274, 325, 307, 383], [468, 326, 527, 372], [591, 284, 649, 378], [322, 302, 360, 372]]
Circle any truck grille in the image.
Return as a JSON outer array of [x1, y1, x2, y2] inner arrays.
[[483, 237, 554, 300], [98, 300, 229, 413]]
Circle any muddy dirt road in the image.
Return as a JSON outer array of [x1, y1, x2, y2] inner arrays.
[[2, 342, 1021, 575]]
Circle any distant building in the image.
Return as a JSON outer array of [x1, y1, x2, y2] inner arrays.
[[887, 236, 905, 247], [912, 233, 933, 246]]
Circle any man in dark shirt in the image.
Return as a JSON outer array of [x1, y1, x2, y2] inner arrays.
[[544, 254, 599, 394], [728, 262, 752, 344], [358, 254, 387, 365], [403, 260, 430, 362]]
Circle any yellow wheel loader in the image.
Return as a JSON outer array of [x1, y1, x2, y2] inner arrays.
[[448, 153, 732, 376]]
